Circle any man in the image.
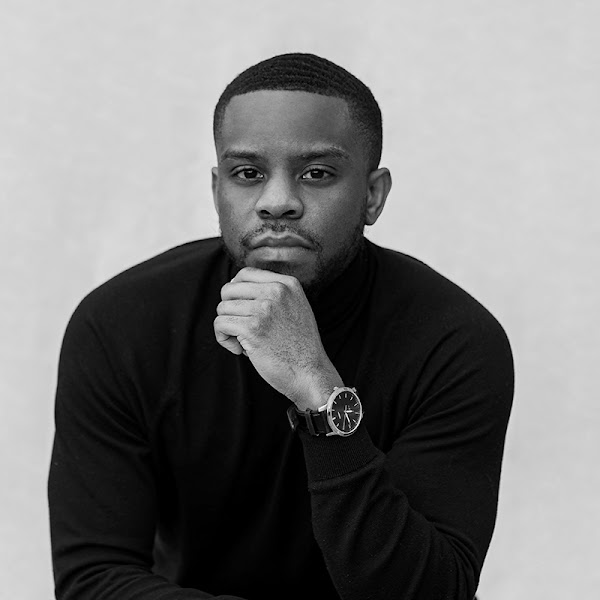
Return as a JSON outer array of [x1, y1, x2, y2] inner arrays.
[[49, 53, 513, 600]]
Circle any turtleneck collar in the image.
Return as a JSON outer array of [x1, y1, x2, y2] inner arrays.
[[309, 238, 374, 335]]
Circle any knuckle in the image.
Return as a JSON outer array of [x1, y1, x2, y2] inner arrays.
[[258, 299, 272, 317], [270, 281, 287, 299], [249, 315, 261, 333]]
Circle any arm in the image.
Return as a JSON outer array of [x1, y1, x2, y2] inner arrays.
[[48, 300, 246, 600], [214, 266, 513, 599], [300, 313, 514, 599]]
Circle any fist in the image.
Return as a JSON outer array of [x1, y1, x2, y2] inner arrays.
[[214, 267, 343, 410]]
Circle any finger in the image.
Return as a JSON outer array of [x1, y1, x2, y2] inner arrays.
[[231, 267, 299, 287], [221, 281, 263, 301], [214, 314, 249, 337], [216, 299, 263, 317], [216, 333, 244, 355], [214, 315, 247, 355]]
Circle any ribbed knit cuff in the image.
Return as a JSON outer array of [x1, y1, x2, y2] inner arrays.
[[298, 423, 380, 483]]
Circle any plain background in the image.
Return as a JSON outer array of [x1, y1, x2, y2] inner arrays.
[[1, 1, 599, 598]]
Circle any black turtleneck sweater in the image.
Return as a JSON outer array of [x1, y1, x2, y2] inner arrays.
[[48, 237, 513, 600]]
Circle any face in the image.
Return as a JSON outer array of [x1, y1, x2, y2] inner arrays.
[[213, 90, 384, 294]]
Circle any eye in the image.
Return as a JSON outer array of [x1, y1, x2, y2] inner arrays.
[[301, 168, 332, 181], [233, 167, 264, 181]]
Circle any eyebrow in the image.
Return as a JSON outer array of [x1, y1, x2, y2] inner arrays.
[[299, 146, 351, 161], [219, 145, 351, 163], [220, 149, 262, 162]]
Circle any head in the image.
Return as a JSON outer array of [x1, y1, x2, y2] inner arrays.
[[212, 53, 392, 295]]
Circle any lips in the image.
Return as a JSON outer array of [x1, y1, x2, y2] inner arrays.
[[249, 233, 313, 250]]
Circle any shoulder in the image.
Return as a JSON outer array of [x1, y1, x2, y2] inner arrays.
[[366, 240, 513, 424], [366, 239, 512, 358], [67, 237, 228, 343], [87, 236, 224, 302]]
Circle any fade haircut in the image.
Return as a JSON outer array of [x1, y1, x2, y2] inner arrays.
[[213, 53, 383, 171]]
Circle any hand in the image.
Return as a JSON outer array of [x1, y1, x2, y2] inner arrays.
[[214, 267, 343, 410], [343, 410, 351, 427]]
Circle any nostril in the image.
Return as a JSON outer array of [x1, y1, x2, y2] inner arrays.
[[256, 198, 303, 219]]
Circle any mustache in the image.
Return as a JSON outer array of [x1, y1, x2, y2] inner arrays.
[[240, 224, 323, 251]]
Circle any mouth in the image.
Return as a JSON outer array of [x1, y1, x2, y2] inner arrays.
[[248, 233, 313, 250]]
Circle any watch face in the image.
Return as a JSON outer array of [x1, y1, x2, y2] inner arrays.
[[328, 389, 362, 436]]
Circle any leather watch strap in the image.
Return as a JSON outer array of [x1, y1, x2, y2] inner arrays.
[[287, 406, 330, 435]]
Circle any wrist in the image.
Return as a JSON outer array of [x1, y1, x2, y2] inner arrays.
[[289, 385, 363, 438], [293, 369, 344, 412]]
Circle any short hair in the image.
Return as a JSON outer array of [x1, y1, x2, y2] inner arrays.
[[213, 53, 382, 170]]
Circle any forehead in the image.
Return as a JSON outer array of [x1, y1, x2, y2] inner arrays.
[[217, 90, 363, 162]]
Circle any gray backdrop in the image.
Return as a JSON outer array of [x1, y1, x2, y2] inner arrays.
[[1, 1, 598, 598]]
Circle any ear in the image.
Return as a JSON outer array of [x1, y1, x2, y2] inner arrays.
[[365, 167, 392, 226], [211, 167, 219, 215]]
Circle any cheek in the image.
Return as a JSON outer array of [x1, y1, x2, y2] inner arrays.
[[216, 206, 242, 253], [216, 191, 242, 231], [321, 190, 366, 233], [216, 183, 257, 227]]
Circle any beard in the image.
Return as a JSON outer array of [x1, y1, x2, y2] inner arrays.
[[220, 205, 367, 302]]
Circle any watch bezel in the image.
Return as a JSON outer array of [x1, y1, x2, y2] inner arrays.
[[322, 387, 363, 437]]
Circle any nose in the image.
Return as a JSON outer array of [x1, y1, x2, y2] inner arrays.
[[254, 174, 304, 220]]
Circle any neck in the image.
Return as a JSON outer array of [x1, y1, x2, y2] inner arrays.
[[309, 238, 372, 332]]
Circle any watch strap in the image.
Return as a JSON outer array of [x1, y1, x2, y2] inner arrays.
[[287, 405, 330, 435]]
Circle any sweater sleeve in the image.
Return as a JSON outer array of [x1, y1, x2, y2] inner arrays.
[[48, 301, 246, 600], [298, 311, 514, 600]]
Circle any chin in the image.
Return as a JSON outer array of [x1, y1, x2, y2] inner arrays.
[[220, 233, 362, 299], [249, 257, 315, 285]]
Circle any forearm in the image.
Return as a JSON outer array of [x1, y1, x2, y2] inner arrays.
[[56, 574, 246, 600], [49, 446, 248, 600], [52, 564, 215, 600], [299, 427, 482, 600]]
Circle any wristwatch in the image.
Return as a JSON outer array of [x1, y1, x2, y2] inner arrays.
[[287, 387, 363, 437]]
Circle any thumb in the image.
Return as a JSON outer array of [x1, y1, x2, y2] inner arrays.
[[215, 330, 245, 356]]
